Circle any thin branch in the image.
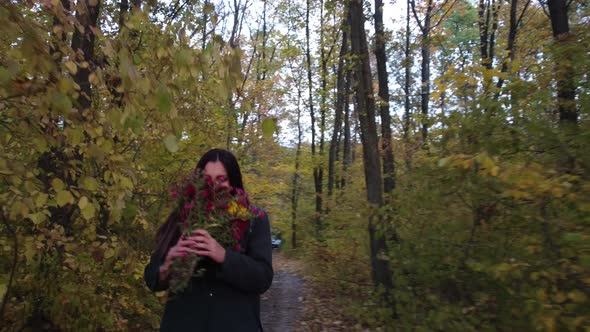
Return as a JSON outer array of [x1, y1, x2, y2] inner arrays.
[[410, 0, 426, 33], [517, 0, 532, 27], [432, 0, 458, 30], [537, 0, 550, 17]]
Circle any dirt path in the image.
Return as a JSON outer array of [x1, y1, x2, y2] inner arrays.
[[260, 251, 305, 332], [260, 251, 358, 332]]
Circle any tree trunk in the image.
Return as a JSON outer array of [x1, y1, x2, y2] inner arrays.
[[547, 0, 577, 126], [71, 0, 101, 114], [478, 0, 501, 94], [403, 0, 412, 143], [291, 78, 303, 249], [421, 2, 432, 143], [374, 0, 395, 194], [306, 0, 322, 238], [328, 12, 349, 197], [411, 0, 433, 143], [350, 0, 393, 294], [202, 0, 210, 50], [495, 0, 530, 96], [342, 68, 352, 190], [119, 0, 129, 30]]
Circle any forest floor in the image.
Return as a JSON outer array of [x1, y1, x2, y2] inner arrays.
[[260, 251, 365, 332]]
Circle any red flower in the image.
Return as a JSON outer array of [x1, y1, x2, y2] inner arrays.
[[205, 200, 215, 212], [199, 188, 212, 199], [183, 184, 196, 198], [181, 202, 192, 220], [169, 187, 178, 199]]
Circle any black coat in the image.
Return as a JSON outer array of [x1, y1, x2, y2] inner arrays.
[[144, 210, 274, 332]]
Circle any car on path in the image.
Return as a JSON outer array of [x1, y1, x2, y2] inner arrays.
[[271, 237, 282, 249]]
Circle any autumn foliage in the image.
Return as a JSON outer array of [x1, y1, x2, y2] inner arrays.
[[0, 0, 589, 331]]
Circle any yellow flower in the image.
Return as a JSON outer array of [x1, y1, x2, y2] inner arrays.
[[228, 201, 249, 220]]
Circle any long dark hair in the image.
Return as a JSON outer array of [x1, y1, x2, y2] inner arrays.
[[153, 149, 245, 261]]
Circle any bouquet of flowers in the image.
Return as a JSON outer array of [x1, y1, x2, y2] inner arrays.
[[167, 170, 261, 293]]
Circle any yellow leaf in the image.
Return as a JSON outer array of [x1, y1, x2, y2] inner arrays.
[[64, 61, 77, 74], [462, 159, 473, 169], [78, 196, 89, 209], [541, 316, 555, 332], [88, 72, 99, 85], [35, 193, 48, 208], [51, 178, 65, 191], [551, 187, 564, 198], [163, 135, 179, 153], [27, 212, 46, 225], [0, 283, 6, 303], [491, 166, 499, 177], [56, 190, 74, 207], [568, 290, 588, 303], [10, 201, 29, 218], [104, 248, 116, 259], [81, 203, 95, 220], [24, 237, 35, 262], [120, 176, 134, 189], [82, 177, 98, 191], [66, 127, 84, 146], [554, 292, 567, 303], [24, 181, 36, 192]]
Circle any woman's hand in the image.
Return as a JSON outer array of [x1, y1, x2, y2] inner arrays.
[[189, 229, 226, 264], [159, 237, 199, 282]]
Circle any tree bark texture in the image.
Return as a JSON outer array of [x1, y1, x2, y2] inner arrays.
[[403, 0, 412, 143], [374, 0, 395, 194], [411, 0, 433, 143], [328, 12, 350, 197], [547, 0, 577, 125], [71, 0, 101, 113], [350, 0, 393, 293]]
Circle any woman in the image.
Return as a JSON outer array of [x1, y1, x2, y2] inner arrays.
[[144, 149, 273, 331]]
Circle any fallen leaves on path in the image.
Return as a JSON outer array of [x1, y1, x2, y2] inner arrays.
[[268, 251, 373, 332]]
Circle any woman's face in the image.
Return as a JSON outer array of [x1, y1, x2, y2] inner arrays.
[[203, 161, 231, 189]]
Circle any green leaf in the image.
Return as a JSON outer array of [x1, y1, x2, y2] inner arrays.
[[164, 135, 179, 153], [562, 232, 582, 243], [580, 255, 590, 268], [261, 118, 277, 137], [51, 93, 72, 113], [56, 190, 74, 207], [156, 85, 171, 114], [122, 202, 137, 221], [0, 66, 10, 86]]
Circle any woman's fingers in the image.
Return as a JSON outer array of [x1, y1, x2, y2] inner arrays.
[[167, 246, 198, 260], [192, 229, 211, 238], [187, 235, 208, 244], [177, 239, 198, 248]]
